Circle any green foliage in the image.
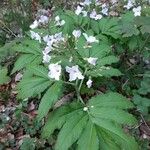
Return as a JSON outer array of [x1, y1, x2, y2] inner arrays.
[[42, 92, 138, 150], [20, 137, 35, 150], [98, 18, 120, 39], [138, 71, 150, 95], [37, 82, 63, 121], [0, 67, 10, 84], [133, 94, 150, 117], [2, 1, 150, 149], [12, 39, 42, 73]]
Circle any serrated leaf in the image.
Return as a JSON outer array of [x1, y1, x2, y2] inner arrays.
[[37, 82, 63, 121], [42, 102, 83, 138], [55, 111, 88, 150], [91, 20, 99, 34], [90, 107, 137, 125], [27, 65, 49, 79], [97, 55, 119, 66], [87, 67, 122, 77], [88, 92, 134, 109], [99, 18, 120, 39], [42, 92, 138, 150], [17, 77, 50, 99], [12, 38, 42, 54], [12, 54, 41, 74], [77, 120, 99, 150]]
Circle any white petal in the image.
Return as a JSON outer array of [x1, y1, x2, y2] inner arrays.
[[86, 79, 92, 88], [30, 20, 39, 29]]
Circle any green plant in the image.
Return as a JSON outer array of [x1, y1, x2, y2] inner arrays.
[[2, 0, 150, 149]]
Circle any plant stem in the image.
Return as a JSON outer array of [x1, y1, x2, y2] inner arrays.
[[78, 68, 88, 92]]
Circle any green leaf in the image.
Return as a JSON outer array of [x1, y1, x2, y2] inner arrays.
[[17, 76, 50, 99], [134, 16, 150, 34], [133, 94, 150, 116], [37, 82, 63, 121], [77, 120, 99, 150], [90, 107, 137, 125], [12, 38, 42, 54], [12, 54, 41, 74], [119, 12, 139, 37], [88, 92, 134, 109], [97, 55, 119, 66], [42, 102, 83, 138], [42, 92, 138, 150], [90, 43, 111, 59], [0, 67, 10, 84], [91, 20, 99, 34], [99, 18, 120, 39], [55, 111, 88, 150], [87, 67, 122, 78]]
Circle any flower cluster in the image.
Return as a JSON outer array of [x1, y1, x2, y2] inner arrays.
[[74, 0, 143, 19], [30, 9, 50, 29]]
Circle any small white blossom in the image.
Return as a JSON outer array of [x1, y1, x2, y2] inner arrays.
[[75, 6, 83, 15], [86, 79, 92, 88], [91, 105, 94, 108], [30, 31, 41, 43], [69, 56, 73, 62], [82, 11, 88, 17], [90, 9, 102, 20], [43, 53, 51, 63], [39, 15, 49, 24], [66, 65, 84, 81], [48, 63, 61, 80], [72, 30, 81, 38], [83, 33, 99, 44], [101, 3, 109, 16], [80, 0, 92, 6], [83, 107, 88, 111], [124, 0, 135, 9], [85, 57, 98, 66], [15, 73, 23, 82], [55, 16, 60, 22], [43, 46, 52, 54], [55, 15, 65, 26], [133, 6, 141, 16], [30, 20, 39, 29]]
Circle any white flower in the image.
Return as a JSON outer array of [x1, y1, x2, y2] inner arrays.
[[72, 30, 81, 38], [15, 73, 23, 82], [66, 65, 84, 81], [48, 63, 61, 80], [43, 53, 51, 63], [80, 0, 92, 6], [124, 0, 135, 9], [30, 20, 39, 29], [30, 31, 41, 43], [55, 15, 65, 26], [43, 46, 52, 54], [69, 56, 73, 62], [39, 15, 49, 24], [56, 20, 65, 26], [55, 16, 60, 22], [83, 107, 88, 111], [90, 9, 102, 20], [101, 3, 109, 16], [82, 11, 88, 17], [133, 6, 141, 16], [54, 32, 64, 42], [75, 6, 83, 15], [83, 33, 99, 44], [86, 79, 92, 88], [85, 57, 98, 66]]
